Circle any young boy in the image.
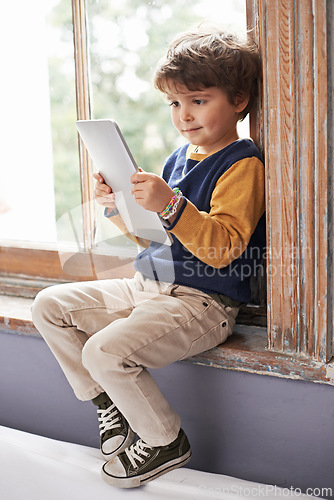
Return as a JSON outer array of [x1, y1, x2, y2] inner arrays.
[[31, 25, 265, 489]]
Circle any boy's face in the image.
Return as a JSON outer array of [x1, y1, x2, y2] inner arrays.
[[166, 83, 248, 155]]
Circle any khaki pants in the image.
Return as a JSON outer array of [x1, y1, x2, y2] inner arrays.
[[31, 272, 238, 447]]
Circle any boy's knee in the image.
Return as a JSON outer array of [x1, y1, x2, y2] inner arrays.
[[82, 335, 123, 375], [31, 284, 68, 329], [31, 286, 57, 324], [82, 336, 104, 372]]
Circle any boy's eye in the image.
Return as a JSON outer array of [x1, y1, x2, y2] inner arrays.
[[193, 99, 205, 105], [169, 101, 180, 107]]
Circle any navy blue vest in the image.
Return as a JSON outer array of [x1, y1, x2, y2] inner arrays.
[[134, 139, 266, 303]]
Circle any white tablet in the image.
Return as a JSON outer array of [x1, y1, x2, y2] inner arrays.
[[76, 119, 172, 246]]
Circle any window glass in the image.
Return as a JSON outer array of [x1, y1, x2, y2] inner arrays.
[[87, 0, 247, 172], [0, 0, 247, 249], [0, 0, 80, 245], [85, 0, 248, 248]]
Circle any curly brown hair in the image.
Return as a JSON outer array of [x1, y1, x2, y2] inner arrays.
[[154, 25, 261, 121]]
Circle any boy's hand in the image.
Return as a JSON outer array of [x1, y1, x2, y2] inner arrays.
[[93, 172, 116, 210], [130, 171, 174, 213]]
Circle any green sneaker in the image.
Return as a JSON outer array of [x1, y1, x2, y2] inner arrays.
[[92, 392, 136, 460], [101, 429, 191, 488]]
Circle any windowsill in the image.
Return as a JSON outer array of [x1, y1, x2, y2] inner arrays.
[[1, 295, 333, 386], [0, 296, 37, 336]]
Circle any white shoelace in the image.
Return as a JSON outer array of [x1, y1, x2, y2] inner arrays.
[[125, 439, 153, 469], [97, 403, 122, 436]]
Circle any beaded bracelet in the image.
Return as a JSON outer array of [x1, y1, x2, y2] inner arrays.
[[158, 188, 183, 220]]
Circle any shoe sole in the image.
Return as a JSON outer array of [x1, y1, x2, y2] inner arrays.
[[101, 449, 192, 489], [101, 428, 136, 461]]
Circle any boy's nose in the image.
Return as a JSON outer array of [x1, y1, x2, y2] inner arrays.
[[180, 107, 193, 122]]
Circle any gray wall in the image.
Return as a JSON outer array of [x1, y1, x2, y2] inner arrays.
[[1, 331, 334, 498]]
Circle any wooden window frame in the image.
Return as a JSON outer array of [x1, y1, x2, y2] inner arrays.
[[1, 0, 333, 374], [253, 0, 333, 364]]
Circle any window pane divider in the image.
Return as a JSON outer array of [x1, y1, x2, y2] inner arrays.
[[72, 0, 95, 251]]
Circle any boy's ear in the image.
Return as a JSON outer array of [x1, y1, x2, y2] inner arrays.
[[234, 93, 249, 113]]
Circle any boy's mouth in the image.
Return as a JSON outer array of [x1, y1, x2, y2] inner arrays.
[[183, 127, 202, 133]]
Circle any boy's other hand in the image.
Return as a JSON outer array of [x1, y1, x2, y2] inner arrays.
[[130, 171, 174, 213], [93, 172, 116, 210]]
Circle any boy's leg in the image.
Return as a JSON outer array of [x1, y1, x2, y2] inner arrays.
[[80, 279, 239, 447], [31, 273, 163, 459], [31, 276, 142, 401], [32, 273, 238, 479]]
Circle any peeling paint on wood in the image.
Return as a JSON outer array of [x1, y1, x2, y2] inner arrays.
[[258, 0, 332, 363], [187, 325, 334, 386]]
